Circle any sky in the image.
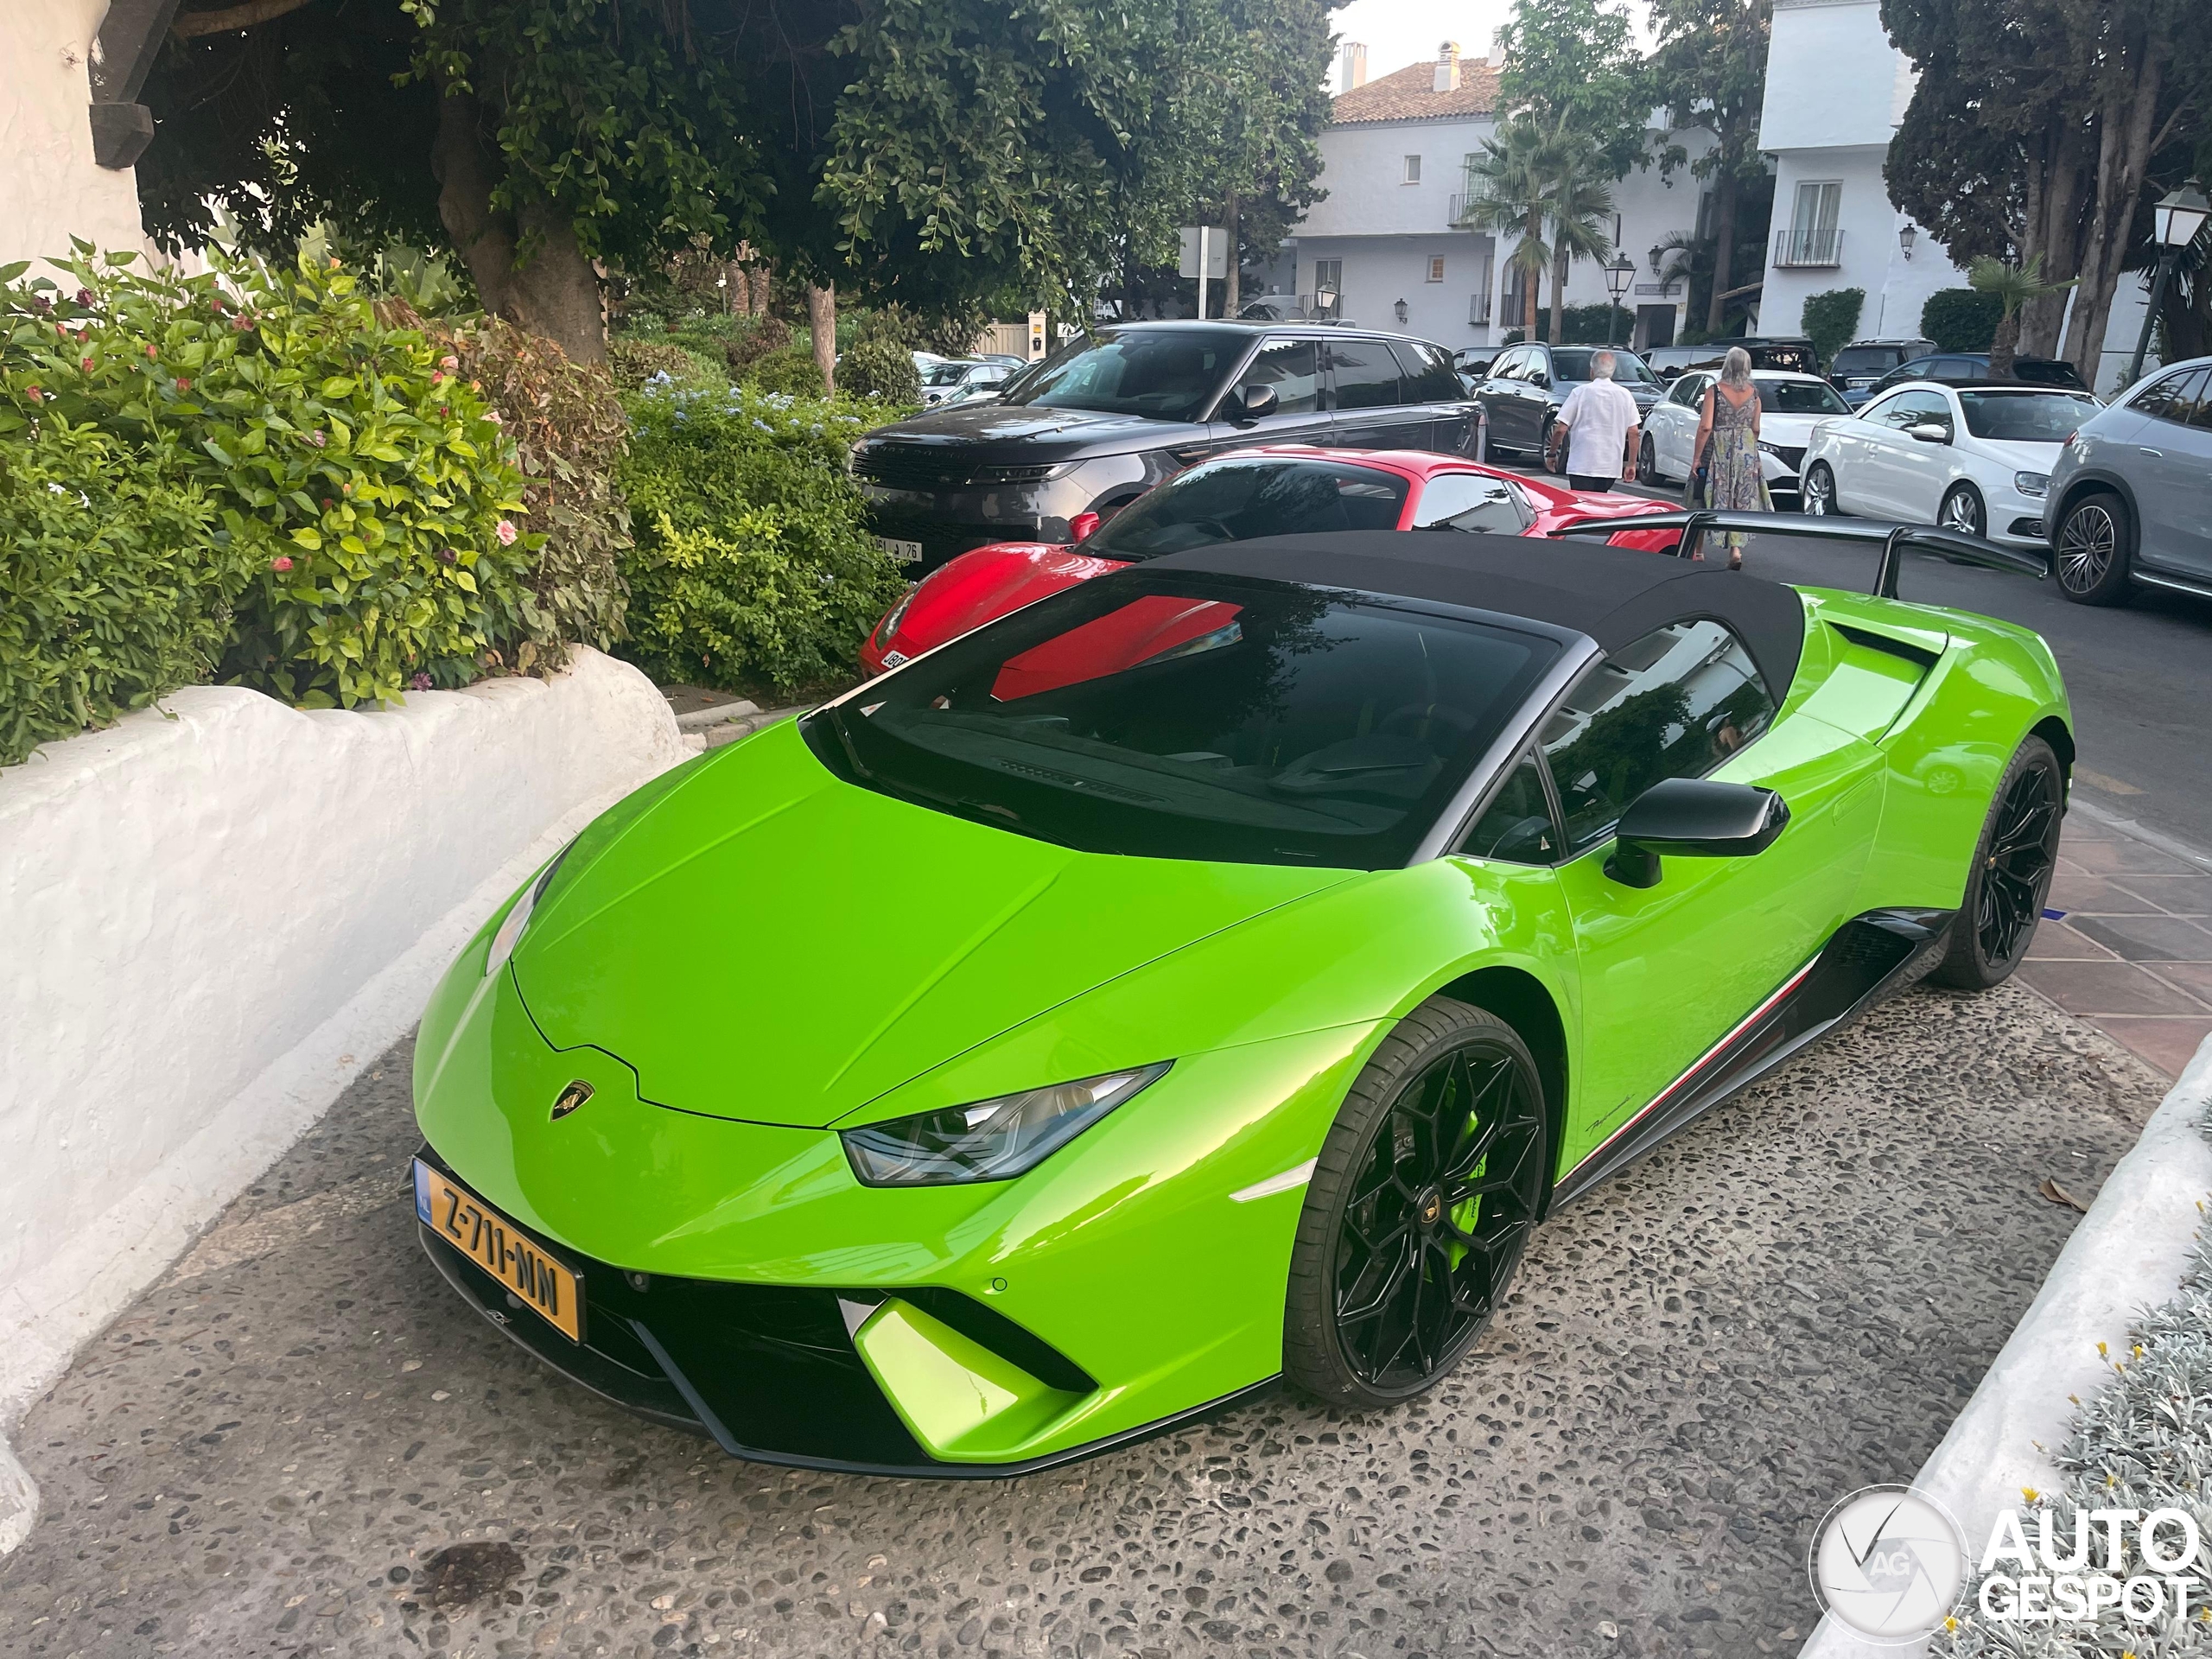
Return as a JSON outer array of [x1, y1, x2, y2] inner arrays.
[[1324, 0, 1656, 89]]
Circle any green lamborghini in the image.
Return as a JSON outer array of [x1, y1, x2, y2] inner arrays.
[[410, 512, 2070, 1474]]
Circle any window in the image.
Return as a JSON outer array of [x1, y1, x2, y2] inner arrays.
[[1236, 336, 1323, 416], [1002, 327, 1248, 422], [1408, 472, 1534, 536], [1328, 339, 1404, 410], [1539, 618, 1777, 854], [1459, 752, 1558, 864], [1785, 181, 1842, 264], [1088, 458, 1409, 559], [1427, 256, 1446, 283], [1669, 372, 1710, 409], [2133, 367, 2209, 425], [804, 569, 1562, 870], [1488, 346, 1527, 382], [1884, 389, 1954, 434], [1389, 340, 1463, 403], [1403, 155, 1422, 184], [1754, 378, 1852, 416], [1313, 258, 1344, 319], [1957, 390, 2099, 442]]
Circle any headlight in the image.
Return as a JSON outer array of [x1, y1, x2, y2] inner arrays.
[[842, 1062, 1173, 1186], [874, 582, 922, 650], [483, 841, 576, 978], [1758, 440, 1783, 457], [2013, 471, 2050, 499]]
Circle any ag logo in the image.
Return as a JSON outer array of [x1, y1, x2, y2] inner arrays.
[[550, 1079, 595, 1122], [1809, 1484, 1967, 1641]]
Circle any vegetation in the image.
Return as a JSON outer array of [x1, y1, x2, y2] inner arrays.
[[1459, 121, 1560, 340], [836, 337, 924, 405], [1801, 288, 1866, 369], [1921, 287, 2005, 353], [618, 386, 906, 694], [1968, 256, 2075, 377], [1647, 0, 1775, 337], [1497, 0, 1649, 179]]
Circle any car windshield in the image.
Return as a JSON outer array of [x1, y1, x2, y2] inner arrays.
[[1958, 390, 2100, 442], [802, 569, 1560, 868], [1087, 459, 1410, 559], [1001, 327, 1248, 422], [1832, 346, 1905, 375], [1553, 349, 1660, 385], [1757, 378, 1852, 415], [922, 361, 973, 387]]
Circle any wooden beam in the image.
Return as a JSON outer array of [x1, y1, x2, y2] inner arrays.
[[171, 0, 316, 39]]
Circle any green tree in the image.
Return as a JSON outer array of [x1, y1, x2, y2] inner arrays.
[[1458, 119, 1557, 338], [1646, 0, 1772, 338], [1968, 255, 2075, 376], [1497, 0, 1649, 179], [1541, 127, 1618, 349]]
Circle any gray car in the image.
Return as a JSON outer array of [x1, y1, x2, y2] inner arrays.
[[2046, 355, 2212, 604]]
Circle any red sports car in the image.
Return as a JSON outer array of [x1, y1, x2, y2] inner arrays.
[[861, 448, 1680, 674]]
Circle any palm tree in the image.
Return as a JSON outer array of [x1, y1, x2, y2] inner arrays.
[[1970, 255, 2075, 377], [1542, 125, 1618, 346], [1457, 118, 1555, 338]]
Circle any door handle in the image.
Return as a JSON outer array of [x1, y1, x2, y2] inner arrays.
[[2139, 447, 2164, 458]]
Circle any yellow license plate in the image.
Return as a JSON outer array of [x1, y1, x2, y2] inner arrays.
[[414, 1160, 583, 1343]]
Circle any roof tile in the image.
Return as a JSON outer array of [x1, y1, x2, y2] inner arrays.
[[1331, 59, 1501, 125]]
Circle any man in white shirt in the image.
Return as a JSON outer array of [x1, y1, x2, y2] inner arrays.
[[1554, 350, 1640, 493]]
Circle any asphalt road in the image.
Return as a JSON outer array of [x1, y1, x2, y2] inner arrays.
[[1498, 462, 2212, 850], [0, 971, 2164, 1659]]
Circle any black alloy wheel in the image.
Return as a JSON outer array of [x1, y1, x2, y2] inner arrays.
[[2054, 491, 2133, 606], [1931, 735, 2065, 990], [1637, 433, 1660, 485], [1287, 1000, 1550, 1406]]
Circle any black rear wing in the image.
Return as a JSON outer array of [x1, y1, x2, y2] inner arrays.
[[1548, 509, 2050, 599]]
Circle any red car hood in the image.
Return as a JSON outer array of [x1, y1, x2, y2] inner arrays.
[[881, 543, 1128, 663]]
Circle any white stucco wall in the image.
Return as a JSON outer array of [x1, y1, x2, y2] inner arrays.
[[0, 652, 687, 1546], [1759, 0, 1914, 152], [0, 0, 151, 271]]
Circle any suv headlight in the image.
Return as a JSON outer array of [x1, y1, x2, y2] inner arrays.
[[842, 1063, 1173, 1185], [484, 841, 576, 977], [2013, 471, 2050, 499]]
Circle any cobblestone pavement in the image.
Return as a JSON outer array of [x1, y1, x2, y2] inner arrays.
[[0, 976, 2163, 1659]]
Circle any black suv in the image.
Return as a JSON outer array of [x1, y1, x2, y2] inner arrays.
[[1643, 337, 1821, 384], [851, 321, 1476, 573], [1473, 342, 1666, 466], [1861, 352, 2089, 398]]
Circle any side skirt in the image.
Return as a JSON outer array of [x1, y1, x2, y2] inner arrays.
[[1550, 907, 1954, 1208]]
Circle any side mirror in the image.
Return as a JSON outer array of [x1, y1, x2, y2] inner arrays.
[[1604, 778, 1790, 889], [1908, 423, 1951, 444], [1068, 510, 1102, 543], [1232, 382, 1279, 422]]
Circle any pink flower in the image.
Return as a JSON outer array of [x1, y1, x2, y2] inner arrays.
[[440, 355, 459, 372], [144, 342, 156, 359], [308, 430, 326, 448], [438, 548, 458, 565], [175, 377, 190, 392], [270, 556, 294, 573], [23, 385, 41, 403], [80, 357, 93, 372], [74, 289, 93, 308], [495, 519, 518, 546], [410, 672, 434, 691], [429, 372, 443, 386]]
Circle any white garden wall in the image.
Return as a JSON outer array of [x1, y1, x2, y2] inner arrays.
[[0, 650, 686, 1548]]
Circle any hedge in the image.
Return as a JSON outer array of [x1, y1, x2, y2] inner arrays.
[[617, 386, 906, 693], [1802, 288, 1866, 370], [1921, 288, 2004, 353]]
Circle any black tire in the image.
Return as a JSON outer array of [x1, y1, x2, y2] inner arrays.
[[1938, 482, 1986, 538], [1286, 998, 1551, 1408], [1802, 461, 1840, 517], [2053, 490, 2134, 606], [1540, 417, 1564, 475], [1930, 735, 2065, 991], [1637, 433, 1661, 486]]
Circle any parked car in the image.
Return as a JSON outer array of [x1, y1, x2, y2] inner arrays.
[[919, 359, 1020, 407], [1636, 370, 1854, 508], [1453, 346, 1498, 385], [860, 448, 1683, 673], [1859, 352, 2089, 401], [1473, 344, 1665, 467], [1801, 379, 2101, 544], [1828, 338, 1938, 404], [1642, 338, 1821, 384], [2044, 354, 2212, 605], [852, 321, 1481, 574]]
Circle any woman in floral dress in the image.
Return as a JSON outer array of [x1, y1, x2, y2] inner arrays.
[[1691, 346, 1770, 569]]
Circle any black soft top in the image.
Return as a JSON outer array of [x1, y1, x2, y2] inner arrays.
[[1146, 530, 1808, 699]]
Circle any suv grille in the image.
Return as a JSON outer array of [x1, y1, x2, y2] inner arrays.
[[853, 448, 1059, 491]]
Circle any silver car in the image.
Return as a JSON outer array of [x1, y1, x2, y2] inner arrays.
[[2046, 354, 2212, 604]]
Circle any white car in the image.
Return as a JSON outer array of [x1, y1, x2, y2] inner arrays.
[[1800, 380, 2103, 546], [1635, 369, 1854, 508]]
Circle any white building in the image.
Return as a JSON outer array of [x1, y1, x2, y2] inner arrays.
[[1273, 40, 1711, 353], [1756, 0, 2148, 391], [2, 0, 168, 274]]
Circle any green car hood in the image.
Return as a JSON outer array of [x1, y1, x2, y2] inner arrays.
[[511, 721, 1354, 1129]]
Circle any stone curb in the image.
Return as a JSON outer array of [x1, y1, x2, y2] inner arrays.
[[672, 698, 760, 732], [1799, 1026, 2212, 1656]]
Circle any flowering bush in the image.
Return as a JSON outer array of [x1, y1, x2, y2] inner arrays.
[[617, 385, 905, 692], [0, 245, 537, 709]]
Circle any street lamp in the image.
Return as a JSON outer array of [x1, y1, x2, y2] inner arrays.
[[1394, 297, 1408, 324], [1605, 252, 1635, 346], [1898, 224, 1916, 262], [2128, 179, 2211, 386]]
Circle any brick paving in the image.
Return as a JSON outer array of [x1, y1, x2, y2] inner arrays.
[[2024, 808, 2212, 1080]]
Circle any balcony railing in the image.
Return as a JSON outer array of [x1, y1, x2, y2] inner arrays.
[[1773, 226, 1844, 268]]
